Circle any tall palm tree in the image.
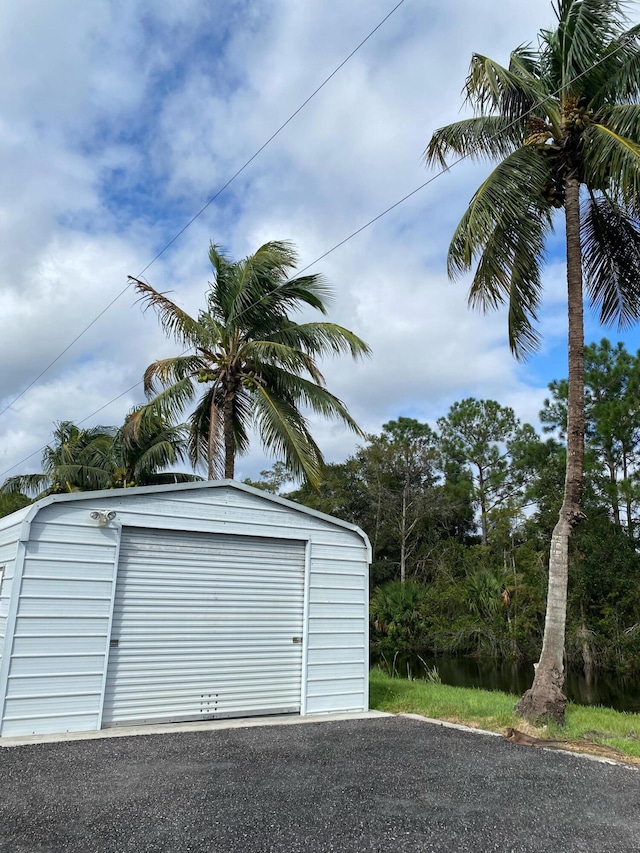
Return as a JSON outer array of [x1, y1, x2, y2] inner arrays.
[[425, 0, 640, 723], [130, 240, 370, 486]]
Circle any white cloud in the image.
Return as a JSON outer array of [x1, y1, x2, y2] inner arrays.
[[3, 0, 633, 488]]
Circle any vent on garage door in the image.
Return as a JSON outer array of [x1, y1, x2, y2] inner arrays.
[[101, 528, 306, 727]]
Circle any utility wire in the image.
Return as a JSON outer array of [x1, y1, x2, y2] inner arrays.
[[1, 33, 636, 483], [0, 0, 407, 422]]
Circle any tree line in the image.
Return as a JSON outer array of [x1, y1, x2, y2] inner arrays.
[[263, 339, 640, 682], [5, 335, 640, 686]]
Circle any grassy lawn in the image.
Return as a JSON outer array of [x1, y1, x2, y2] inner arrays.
[[369, 668, 640, 763]]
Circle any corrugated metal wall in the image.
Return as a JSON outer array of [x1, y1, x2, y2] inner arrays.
[[0, 484, 369, 738], [306, 541, 368, 714], [0, 515, 23, 664], [1, 519, 119, 736]]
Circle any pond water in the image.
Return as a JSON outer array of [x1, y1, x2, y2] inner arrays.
[[374, 653, 640, 714]]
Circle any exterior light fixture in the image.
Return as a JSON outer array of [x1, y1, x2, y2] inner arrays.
[[90, 510, 117, 525]]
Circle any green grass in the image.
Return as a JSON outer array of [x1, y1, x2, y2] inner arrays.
[[369, 668, 640, 762]]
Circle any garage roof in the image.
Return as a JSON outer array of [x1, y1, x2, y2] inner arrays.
[[0, 480, 371, 557]]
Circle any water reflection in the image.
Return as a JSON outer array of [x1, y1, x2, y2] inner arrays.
[[374, 652, 640, 713]]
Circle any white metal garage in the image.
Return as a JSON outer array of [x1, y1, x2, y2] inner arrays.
[[0, 481, 371, 738]]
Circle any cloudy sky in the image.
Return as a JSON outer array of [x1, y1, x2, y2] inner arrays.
[[2, 0, 639, 485]]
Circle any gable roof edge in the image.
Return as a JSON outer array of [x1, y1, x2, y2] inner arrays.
[[13, 480, 372, 560]]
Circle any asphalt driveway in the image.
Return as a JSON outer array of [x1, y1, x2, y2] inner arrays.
[[1, 716, 639, 853]]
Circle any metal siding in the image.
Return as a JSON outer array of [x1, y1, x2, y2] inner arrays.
[[1, 713, 99, 738], [0, 556, 16, 662], [1, 526, 118, 736], [0, 521, 22, 678], [305, 540, 369, 715], [101, 528, 306, 727]]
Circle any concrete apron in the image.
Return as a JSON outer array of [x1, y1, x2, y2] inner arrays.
[[0, 710, 391, 748]]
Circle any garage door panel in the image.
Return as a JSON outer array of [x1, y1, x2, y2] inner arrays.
[[101, 529, 305, 727]]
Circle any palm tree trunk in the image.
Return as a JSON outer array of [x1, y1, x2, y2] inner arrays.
[[516, 173, 585, 725], [208, 397, 217, 481], [223, 388, 235, 480]]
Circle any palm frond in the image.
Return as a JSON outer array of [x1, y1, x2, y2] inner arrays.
[[143, 471, 204, 485], [582, 191, 640, 328], [252, 367, 366, 438], [424, 116, 524, 169], [240, 241, 299, 283], [207, 243, 238, 323], [509, 44, 542, 78], [143, 356, 206, 397], [230, 387, 253, 459], [251, 384, 325, 488], [254, 273, 334, 317], [230, 241, 300, 319], [267, 321, 371, 360], [195, 311, 226, 347], [208, 243, 233, 280], [131, 440, 182, 481], [54, 463, 112, 492], [139, 378, 197, 426], [241, 340, 322, 381], [582, 123, 640, 202], [596, 103, 640, 141], [469, 211, 549, 359], [589, 24, 640, 105], [465, 53, 546, 120], [131, 277, 203, 347], [188, 387, 224, 477], [1, 473, 50, 497], [557, 0, 625, 93], [114, 409, 193, 486], [448, 145, 552, 277]]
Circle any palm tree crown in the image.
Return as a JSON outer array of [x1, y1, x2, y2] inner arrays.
[[1, 413, 199, 499], [425, 0, 640, 724], [130, 240, 370, 486], [109, 408, 201, 488], [1, 421, 115, 497], [426, 0, 640, 357]]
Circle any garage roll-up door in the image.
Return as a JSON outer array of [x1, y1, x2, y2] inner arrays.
[[101, 528, 306, 727]]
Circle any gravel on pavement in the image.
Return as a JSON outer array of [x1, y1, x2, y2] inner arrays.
[[1, 715, 639, 853]]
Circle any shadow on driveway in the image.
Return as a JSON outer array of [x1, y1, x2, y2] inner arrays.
[[1, 716, 639, 852]]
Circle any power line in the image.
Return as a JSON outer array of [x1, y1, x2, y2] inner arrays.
[[0, 0, 408, 422], [1, 34, 633, 483], [195, 34, 640, 315]]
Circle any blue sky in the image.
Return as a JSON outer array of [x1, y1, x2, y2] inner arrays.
[[2, 0, 640, 483]]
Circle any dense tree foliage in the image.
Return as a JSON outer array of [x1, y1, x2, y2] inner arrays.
[[437, 399, 532, 546], [0, 491, 30, 519], [287, 342, 640, 680]]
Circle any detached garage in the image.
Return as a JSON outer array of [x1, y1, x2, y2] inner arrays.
[[0, 481, 370, 738]]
